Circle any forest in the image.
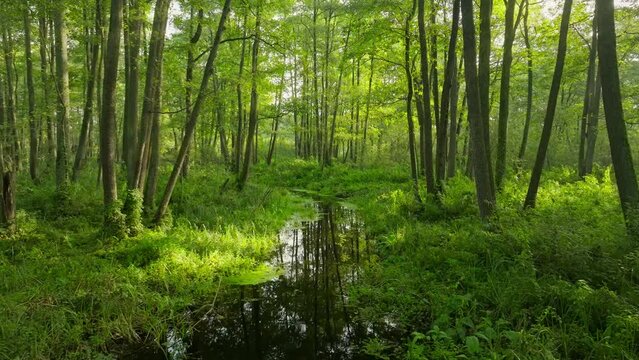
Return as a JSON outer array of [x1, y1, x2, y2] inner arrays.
[[1, 0, 639, 358]]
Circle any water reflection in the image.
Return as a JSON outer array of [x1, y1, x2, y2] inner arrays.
[[190, 202, 369, 359]]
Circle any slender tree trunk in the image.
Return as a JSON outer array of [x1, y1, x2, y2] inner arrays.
[[100, 0, 124, 207], [447, 56, 462, 178], [72, 0, 101, 181], [438, 0, 460, 184], [326, 28, 351, 166], [495, 0, 523, 189], [38, 15, 55, 163], [123, 0, 142, 187], [478, 0, 495, 197], [234, 11, 248, 173], [53, 6, 70, 192], [1, 31, 17, 230], [518, 0, 533, 161], [524, 0, 573, 209], [154, 0, 231, 223], [143, 71, 162, 212], [405, 0, 422, 203], [417, 0, 436, 195], [578, 11, 598, 178], [596, 0, 639, 233], [183, 7, 204, 178], [461, 0, 495, 219], [361, 55, 374, 164], [24, 6, 38, 182], [134, 0, 171, 191], [238, 6, 261, 190], [584, 69, 601, 175]]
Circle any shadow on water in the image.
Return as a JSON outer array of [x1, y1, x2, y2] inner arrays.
[[116, 201, 399, 359], [189, 201, 372, 359]]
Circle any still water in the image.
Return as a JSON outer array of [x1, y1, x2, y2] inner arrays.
[[188, 202, 369, 359], [121, 201, 374, 359]]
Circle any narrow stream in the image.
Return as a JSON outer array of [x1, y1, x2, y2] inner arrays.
[[188, 201, 371, 359]]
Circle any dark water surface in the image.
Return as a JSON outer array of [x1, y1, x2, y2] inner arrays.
[[188, 202, 370, 359], [121, 202, 376, 359]]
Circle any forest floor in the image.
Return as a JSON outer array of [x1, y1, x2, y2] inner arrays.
[[1, 161, 639, 359]]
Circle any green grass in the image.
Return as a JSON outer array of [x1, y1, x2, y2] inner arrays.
[[2, 160, 639, 359], [0, 166, 307, 359]]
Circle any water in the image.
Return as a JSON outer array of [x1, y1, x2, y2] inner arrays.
[[116, 202, 380, 359], [188, 202, 371, 359]]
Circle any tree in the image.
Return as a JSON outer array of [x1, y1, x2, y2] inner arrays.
[[417, 0, 436, 195], [72, 0, 102, 182], [495, 0, 523, 189], [523, 0, 573, 209], [460, 0, 495, 219], [238, 4, 261, 190], [596, 0, 639, 234], [99, 0, 123, 211], [154, 0, 232, 223], [53, 2, 71, 193], [24, 3, 38, 182]]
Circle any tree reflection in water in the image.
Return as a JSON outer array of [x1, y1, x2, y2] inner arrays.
[[190, 202, 370, 359]]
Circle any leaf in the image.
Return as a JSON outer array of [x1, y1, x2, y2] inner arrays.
[[465, 336, 481, 354]]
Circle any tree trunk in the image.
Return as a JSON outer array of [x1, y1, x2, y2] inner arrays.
[[24, 6, 38, 182], [72, 0, 101, 182], [583, 68, 601, 175], [154, 0, 232, 223], [234, 10, 248, 173], [495, 0, 523, 189], [524, 0, 573, 209], [578, 11, 598, 178], [417, 0, 436, 195], [183, 7, 204, 178], [123, 0, 142, 187], [405, 0, 422, 203], [517, 0, 533, 161], [53, 7, 71, 191], [134, 0, 171, 191], [38, 14, 55, 162], [143, 72, 162, 212], [100, 0, 124, 206], [238, 6, 261, 190], [447, 56, 462, 178], [438, 0, 460, 183], [478, 0, 495, 197], [461, 0, 496, 219], [596, 0, 639, 234]]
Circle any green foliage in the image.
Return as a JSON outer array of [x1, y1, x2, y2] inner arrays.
[[122, 189, 144, 237], [103, 201, 127, 240]]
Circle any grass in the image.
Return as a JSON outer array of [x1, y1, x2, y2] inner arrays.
[[0, 166, 307, 359], [1, 159, 639, 359]]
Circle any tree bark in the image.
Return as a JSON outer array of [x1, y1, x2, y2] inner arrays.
[[134, 0, 171, 191], [238, 6, 261, 190], [461, 0, 495, 219], [596, 0, 639, 233], [578, 11, 598, 178], [72, 0, 102, 182], [495, 0, 523, 189], [123, 0, 143, 187], [478, 0, 495, 197], [53, 7, 71, 191], [417, 0, 436, 195], [438, 0, 460, 183], [518, 0, 533, 161], [405, 0, 422, 203], [24, 6, 38, 182], [100, 0, 124, 206], [524, 0, 573, 209]]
